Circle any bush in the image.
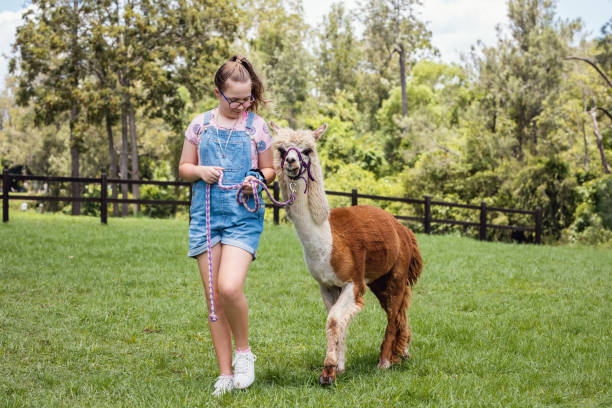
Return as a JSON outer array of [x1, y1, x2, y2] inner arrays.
[[562, 175, 612, 246], [509, 158, 579, 241], [81, 183, 101, 217], [140, 184, 178, 218]]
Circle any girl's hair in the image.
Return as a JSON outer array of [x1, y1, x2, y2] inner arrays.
[[214, 55, 265, 112]]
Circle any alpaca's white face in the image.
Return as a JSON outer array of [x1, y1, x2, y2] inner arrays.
[[269, 123, 327, 180], [277, 144, 314, 178]]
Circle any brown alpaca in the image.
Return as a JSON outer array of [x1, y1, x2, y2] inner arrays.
[[270, 122, 423, 385]]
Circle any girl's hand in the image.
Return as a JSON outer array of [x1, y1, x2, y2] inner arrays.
[[242, 176, 259, 195], [199, 166, 224, 184]]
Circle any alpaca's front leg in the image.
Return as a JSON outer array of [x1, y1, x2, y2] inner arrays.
[[320, 282, 364, 385], [319, 285, 345, 373], [319, 284, 341, 313]]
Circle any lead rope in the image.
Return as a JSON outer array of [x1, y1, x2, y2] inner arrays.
[[205, 172, 298, 322]]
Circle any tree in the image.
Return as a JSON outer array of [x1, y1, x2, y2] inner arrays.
[[10, 0, 90, 215], [376, 61, 471, 167], [315, 2, 361, 100], [150, 0, 241, 175], [564, 18, 612, 174], [360, 0, 433, 117], [473, 0, 580, 161], [249, 0, 312, 127]]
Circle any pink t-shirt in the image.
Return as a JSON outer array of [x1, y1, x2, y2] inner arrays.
[[184, 109, 272, 168]]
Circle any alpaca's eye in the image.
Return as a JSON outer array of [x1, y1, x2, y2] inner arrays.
[[278, 147, 286, 157], [302, 148, 312, 156]]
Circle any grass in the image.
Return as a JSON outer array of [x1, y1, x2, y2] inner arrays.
[[0, 212, 611, 407]]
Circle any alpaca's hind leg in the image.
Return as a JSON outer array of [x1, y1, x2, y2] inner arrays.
[[368, 273, 406, 369], [392, 286, 412, 361], [320, 282, 364, 385]]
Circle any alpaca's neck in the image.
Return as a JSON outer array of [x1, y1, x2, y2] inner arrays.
[[279, 174, 331, 250], [280, 175, 338, 285], [280, 173, 328, 227]]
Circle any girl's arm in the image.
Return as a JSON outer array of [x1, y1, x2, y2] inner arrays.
[[178, 139, 223, 184], [243, 147, 275, 194], [257, 147, 275, 184]]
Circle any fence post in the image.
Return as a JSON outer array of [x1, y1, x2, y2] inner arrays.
[[479, 201, 487, 241], [100, 173, 107, 224], [351, 189, 358, 206], [424, 195, 431, 234], [273, 181, 280, 225], [2, 168, 8, 223], [535, 207, 542, 244]]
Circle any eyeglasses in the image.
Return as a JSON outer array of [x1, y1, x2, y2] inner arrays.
[[220, 89, 254, 109]]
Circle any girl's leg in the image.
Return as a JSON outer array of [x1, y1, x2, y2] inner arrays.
[[216, 244, 253, 350], [197, 244, 233, 375]]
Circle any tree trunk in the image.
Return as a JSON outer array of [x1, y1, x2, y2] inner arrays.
[[589, 108, 610, 174], [120, 105, 130, 216], [106, 113, 119, 216], [491, 108, 497, 134], [128, 100, 139, 216], [288, 107, 295, 129], [69, 0, 80, 216], [515, 121, 525, 162], [399, 43, 407, 117], [581, 115, 589, 172], [70, 106, 81, 215]]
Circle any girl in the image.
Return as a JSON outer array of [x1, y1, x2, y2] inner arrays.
[[178, 55, 274, 396]]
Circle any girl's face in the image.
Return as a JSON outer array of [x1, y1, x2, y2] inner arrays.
[[215, 79, 252, 120]]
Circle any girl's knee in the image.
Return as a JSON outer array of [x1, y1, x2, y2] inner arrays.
[[217, 283, 244, 302]]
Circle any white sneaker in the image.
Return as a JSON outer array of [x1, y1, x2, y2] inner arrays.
[[232, 351, 256, 389], [212, 375, 234, 396]]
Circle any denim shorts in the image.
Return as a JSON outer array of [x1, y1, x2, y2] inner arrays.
[[188, 180, 265, 259]]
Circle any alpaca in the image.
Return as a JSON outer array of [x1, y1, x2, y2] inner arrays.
[[269, 122, 423, 385]]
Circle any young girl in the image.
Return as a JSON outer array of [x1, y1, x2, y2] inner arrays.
[[178, 55, 274, 396]]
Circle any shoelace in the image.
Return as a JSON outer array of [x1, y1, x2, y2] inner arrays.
[[214, 376, 233, 392], [232, 353, 256, 373]]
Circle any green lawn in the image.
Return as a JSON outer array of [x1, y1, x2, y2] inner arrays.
[[1, 212, 610, 407]]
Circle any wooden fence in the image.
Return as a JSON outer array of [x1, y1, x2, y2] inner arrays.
[[2, 170, 542, 243]]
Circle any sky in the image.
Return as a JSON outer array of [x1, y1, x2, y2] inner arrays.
[[0, 0, 610, 89]]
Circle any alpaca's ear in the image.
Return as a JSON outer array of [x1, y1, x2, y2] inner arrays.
[[269, 121, 280, 134], [313, 123, 327, 142]]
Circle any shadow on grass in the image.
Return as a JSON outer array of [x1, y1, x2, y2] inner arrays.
[[255, 348, 414, 389]]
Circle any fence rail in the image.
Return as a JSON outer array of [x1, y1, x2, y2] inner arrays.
[[2, 170, 542, 244]]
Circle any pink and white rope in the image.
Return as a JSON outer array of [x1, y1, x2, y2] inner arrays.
[[205, 172, 296, 322]]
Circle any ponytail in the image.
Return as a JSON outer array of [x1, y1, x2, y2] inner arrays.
[[214, 55, 266, 112]]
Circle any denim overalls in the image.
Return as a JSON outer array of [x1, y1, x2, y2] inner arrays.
[[188, 111, 265, 258]]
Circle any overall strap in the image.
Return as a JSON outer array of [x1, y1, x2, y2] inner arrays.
[[245, 111, 255, 131], [203, 111, 211, 127]]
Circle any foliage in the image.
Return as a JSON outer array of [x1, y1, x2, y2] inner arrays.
[[140, 184, 176, 218], [2, 0, 612, 244], [509, 158, 579, 240], [249, 0, 311, 127], [562, 175, 612, 246], [315, 2, 361, 101]]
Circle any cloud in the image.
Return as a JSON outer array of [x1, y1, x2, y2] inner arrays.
[[303, 0, 508, 63], [0, 8, 27, 89], [418, 0, 508, 62]]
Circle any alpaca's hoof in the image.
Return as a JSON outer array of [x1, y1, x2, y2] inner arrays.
[[319, 374, 334, 386], [319, 365, 337, 386], [377, 359, 391, 369]]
